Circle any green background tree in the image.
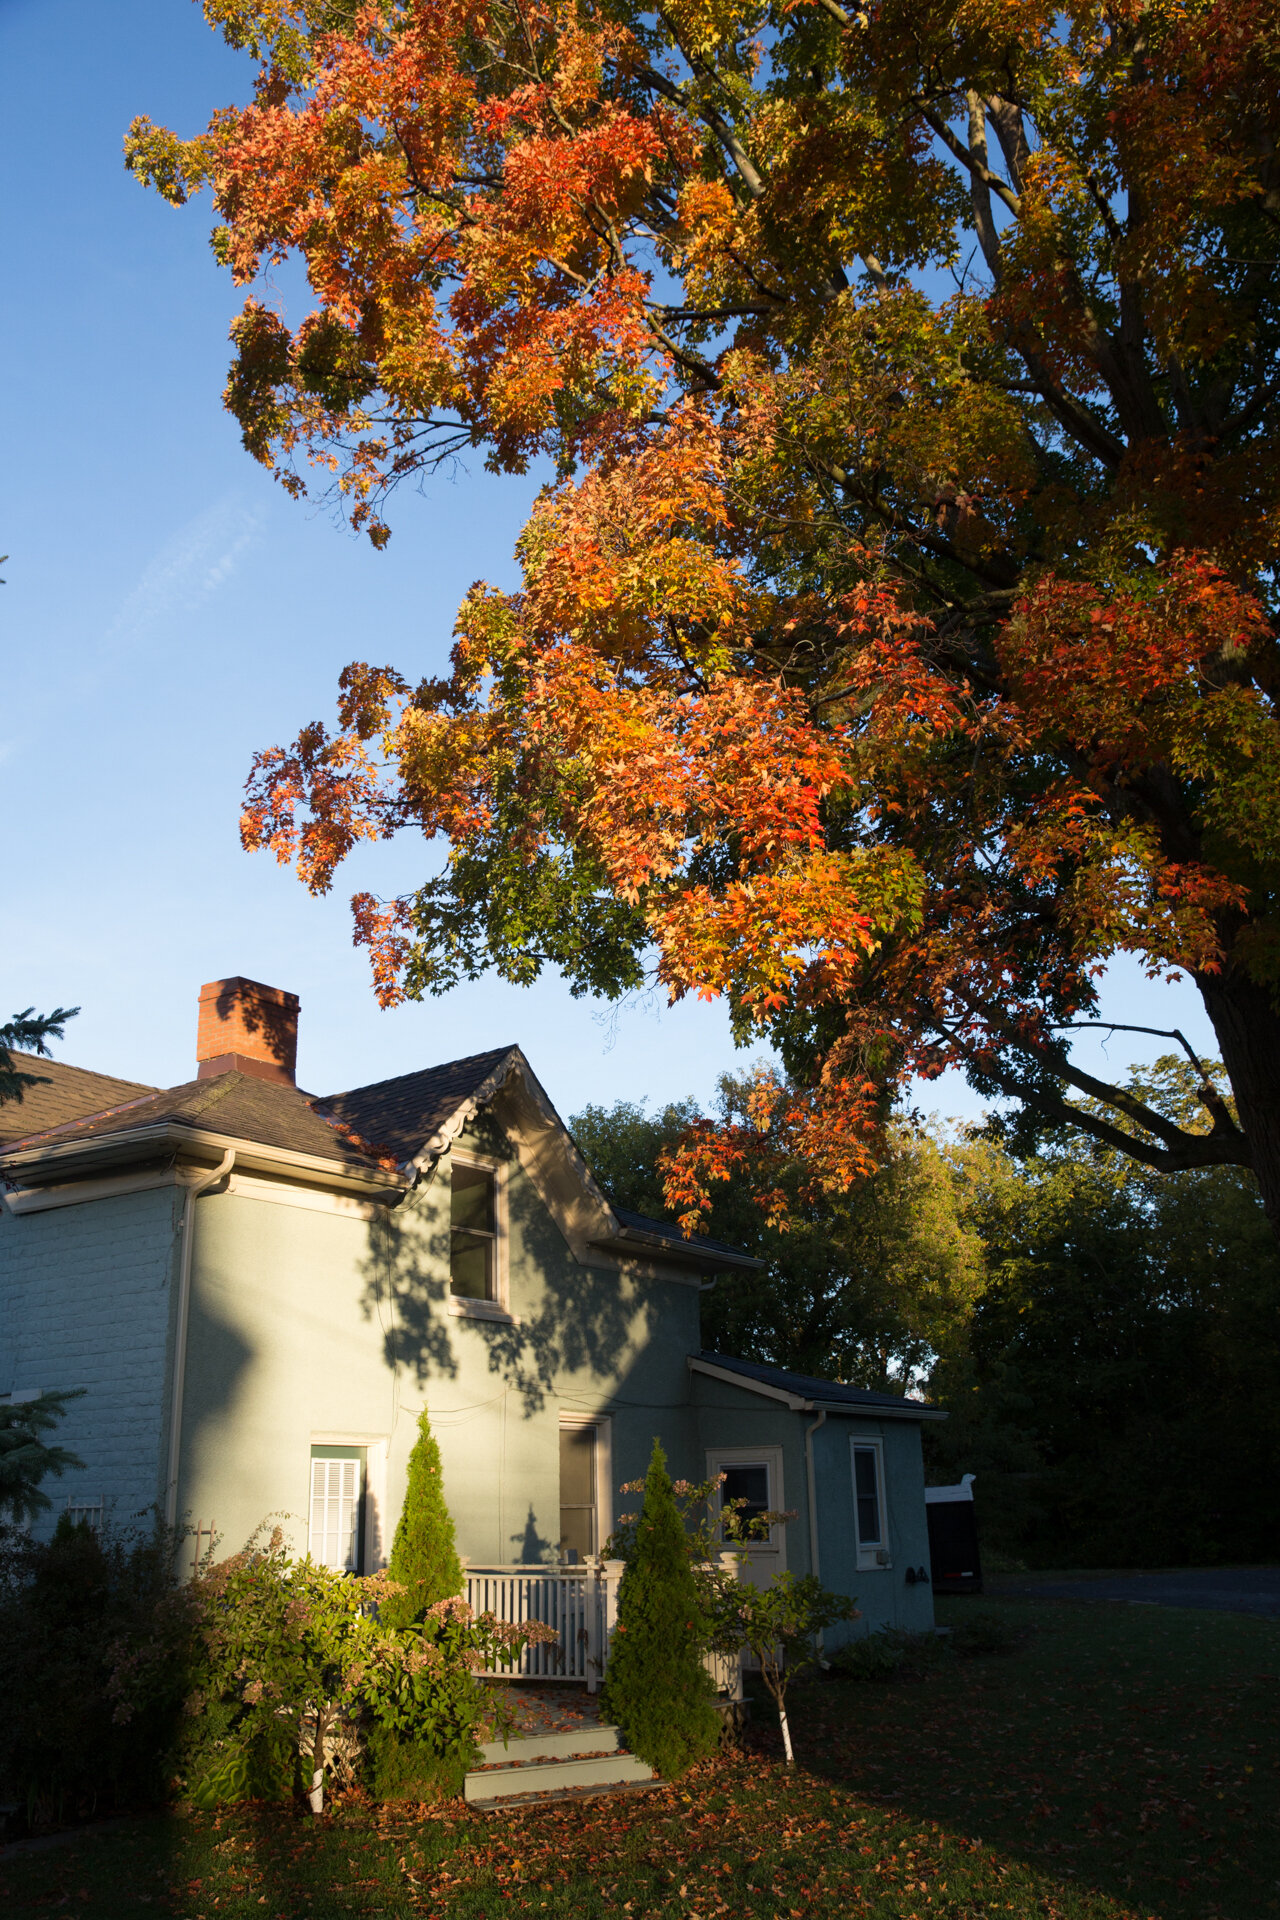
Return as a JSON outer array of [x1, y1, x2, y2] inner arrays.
[[574, 1077, 984, 1389]]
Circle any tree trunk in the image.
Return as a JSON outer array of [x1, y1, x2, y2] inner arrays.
[[1198, 964, 1280, 1236]]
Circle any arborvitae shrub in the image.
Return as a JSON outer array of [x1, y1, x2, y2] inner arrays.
[[599, 1440, 721, 1779], [381, 1410, 464, 1630]]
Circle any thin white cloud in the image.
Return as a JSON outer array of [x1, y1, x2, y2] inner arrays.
[[104, 495, 263, 648]]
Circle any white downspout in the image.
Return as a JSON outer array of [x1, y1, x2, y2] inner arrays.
[[804, 1408, 829, 1665], [164, 1149, 235, 1529]]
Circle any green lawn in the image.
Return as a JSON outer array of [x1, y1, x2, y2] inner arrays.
[[2, 1597, 1276, 1920]]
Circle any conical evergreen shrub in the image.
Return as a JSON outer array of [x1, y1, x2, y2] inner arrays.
[[599, 1439, 721, 1778], [381, 1409, 464, 1630]]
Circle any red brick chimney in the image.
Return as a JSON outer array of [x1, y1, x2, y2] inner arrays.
[[197, 977, 299, 1086]]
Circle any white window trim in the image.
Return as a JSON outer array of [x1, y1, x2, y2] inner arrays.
[[558, 1412, 613, 1558], [64, 1495, 103, 1532], [310, 1433, 389, 1572], [448, 1149, 509, 1315], [850, 1435, 891, 1571], [704, 1445, 788, 1564]]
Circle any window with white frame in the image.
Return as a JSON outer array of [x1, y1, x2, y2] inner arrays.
[[558, 1416, 611, 1561], [64, 1497, 103, 1533], [850, 1438, 889, 1570], [309, 1445, 366, 1572], [704, 1446, 786, 1566], [450, 1156, 501, 1302]]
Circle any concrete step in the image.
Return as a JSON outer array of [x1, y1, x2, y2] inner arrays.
[[479, 1776, 664, 1814], [476, 1726, 623, 1766], [465, 1748, 655, 1806]]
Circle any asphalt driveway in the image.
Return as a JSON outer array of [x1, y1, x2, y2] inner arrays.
[[989, 1566, 1280, 1616]]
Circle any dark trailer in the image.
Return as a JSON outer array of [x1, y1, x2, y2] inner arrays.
[[925, 1474, 983, 1595]]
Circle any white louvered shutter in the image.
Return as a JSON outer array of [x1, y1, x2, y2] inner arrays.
[[309, 1455, 361, 1571]]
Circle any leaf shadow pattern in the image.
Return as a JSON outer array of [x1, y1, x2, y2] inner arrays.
[[358, 1195, 458, 1387], [358, 1129, 661, 1418]]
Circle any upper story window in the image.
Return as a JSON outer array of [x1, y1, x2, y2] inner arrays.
[[450, 1157, 498, 1300]]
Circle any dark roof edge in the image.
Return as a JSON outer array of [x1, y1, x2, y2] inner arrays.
[[688, 1355, 947, 1421], [591, 1223, 764, 1273]]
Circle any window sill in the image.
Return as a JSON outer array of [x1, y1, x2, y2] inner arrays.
[[448, 1295, 519, 1326]]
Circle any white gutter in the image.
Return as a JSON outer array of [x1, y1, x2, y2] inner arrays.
[[1, 1123, 407, 1198], [164, 1148, 234, 1528]]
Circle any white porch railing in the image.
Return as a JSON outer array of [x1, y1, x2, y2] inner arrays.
[[464, 1556, 743, 1699]]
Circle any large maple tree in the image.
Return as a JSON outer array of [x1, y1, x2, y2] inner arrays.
[[131, 1, 1280, 1222]]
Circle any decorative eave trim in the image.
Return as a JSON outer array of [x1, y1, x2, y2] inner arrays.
[[688, 1357, 948, 1421], [413, 1048, 759, 1279], [410, 1047, 612, 1208], [0, 1122, 409, 1203]]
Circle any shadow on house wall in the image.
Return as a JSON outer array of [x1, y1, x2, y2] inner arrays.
[[357, 1122, 657, 1418]]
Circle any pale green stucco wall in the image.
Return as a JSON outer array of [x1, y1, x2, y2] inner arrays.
[[690, 1370, 936, 1641], [179, 1114, 704, 1566]]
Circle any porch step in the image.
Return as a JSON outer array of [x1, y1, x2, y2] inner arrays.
[[465, 1735, 655, 1807], [477, 1725, 624, 1765]]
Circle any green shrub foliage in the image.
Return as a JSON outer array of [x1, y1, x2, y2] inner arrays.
[[381, 1409, 464, 1631], [0, 1514, 192, 1831], [0, 1513, 550, 1833], [599, 1440, 721, 1780], [168, 1526, 541, 1812], [0, 1389, 85, 1523]]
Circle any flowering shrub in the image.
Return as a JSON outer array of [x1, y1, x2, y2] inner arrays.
[[115, 1525, 553, 1812]]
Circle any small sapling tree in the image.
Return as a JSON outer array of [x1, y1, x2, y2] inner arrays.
[[712, 1572, 857, 1765]]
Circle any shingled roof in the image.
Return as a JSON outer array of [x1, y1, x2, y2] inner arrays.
[[610, 1206, 763, 1266], [317, 1047, 520, 1164], [0, 1054, 158, 1149], [0, 1070, 391, 1172], [694, 1351, 946, 1419]]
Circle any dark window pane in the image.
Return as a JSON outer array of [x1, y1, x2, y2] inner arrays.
[[450, 1230, 492, 1298], [452, 1162, 494, 1233], [853, 1447, 881, 1545], [560, 1425, 597, 1558], [560, 1426, 596, 1507], [559, 1505, 594, 1560], [721, 1463, 770, 1537]]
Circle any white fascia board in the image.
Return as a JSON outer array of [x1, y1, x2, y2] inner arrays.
[[0, 1123, 408, 1202], [3, 1166, 183, 1215], [688, 1356, 948, 1421]]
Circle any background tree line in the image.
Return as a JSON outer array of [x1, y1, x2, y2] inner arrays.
[[574, 1058, 1280, 1571]]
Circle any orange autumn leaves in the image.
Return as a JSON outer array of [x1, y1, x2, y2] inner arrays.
[[138, 0, 1280, 1216]]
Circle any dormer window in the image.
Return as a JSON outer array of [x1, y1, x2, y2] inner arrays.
[[450, 1157, 498, 1300]]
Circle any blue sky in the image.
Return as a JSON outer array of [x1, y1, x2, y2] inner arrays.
[[1, 0, 1218, 1125]]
